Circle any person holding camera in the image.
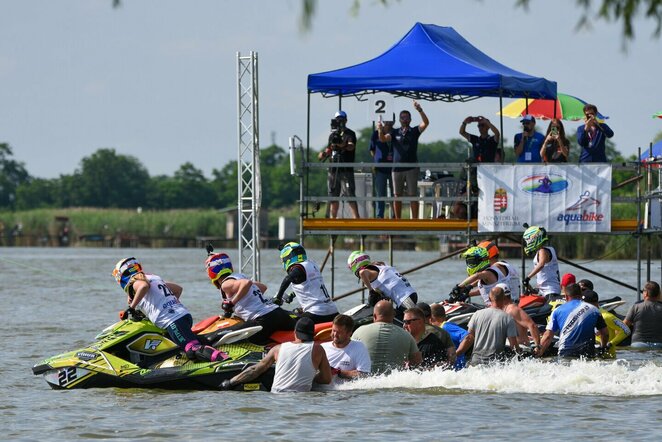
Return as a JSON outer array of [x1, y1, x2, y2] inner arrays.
[[514, 115, 544, 163], [577, 104, 614, 163], [459, 115, 501, 163], [540, 119, 570, 163], [318, 110, 360, 218], [377, 100, 429, 219]]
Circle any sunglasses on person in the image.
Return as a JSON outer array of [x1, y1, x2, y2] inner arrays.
[[402, 318, 421, 325]]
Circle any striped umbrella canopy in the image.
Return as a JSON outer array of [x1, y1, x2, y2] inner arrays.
[[498, 93, 608, 121]]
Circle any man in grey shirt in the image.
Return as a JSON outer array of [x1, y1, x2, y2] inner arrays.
[[352, 300, 422, 373], [457, 286, 519, 365], [624, 281, 662, 348]]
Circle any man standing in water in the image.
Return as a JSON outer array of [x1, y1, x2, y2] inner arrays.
[[540, 283, 608, 358], [457, 286, 519, 365], [221, 317, 332, 392]]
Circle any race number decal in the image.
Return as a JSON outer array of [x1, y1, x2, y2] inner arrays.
[[58, 367, 77, 386], [368, 96, 393, 122]]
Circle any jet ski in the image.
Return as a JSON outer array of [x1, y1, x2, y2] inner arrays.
[[32, 314, 273, 391]]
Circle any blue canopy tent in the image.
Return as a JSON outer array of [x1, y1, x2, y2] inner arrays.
[[307, 23, 557, 101]]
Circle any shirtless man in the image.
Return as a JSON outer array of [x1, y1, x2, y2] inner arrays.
[[498, 283, 542, 355]]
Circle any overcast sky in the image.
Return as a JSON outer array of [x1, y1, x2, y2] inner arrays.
[[1, 0, 660, 179]]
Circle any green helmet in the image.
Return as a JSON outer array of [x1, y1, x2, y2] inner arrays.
[[523, 226, 548, 255], [279, 242, 307, 271], [461, 246, 490, 276], [347, 250, 371, 276]]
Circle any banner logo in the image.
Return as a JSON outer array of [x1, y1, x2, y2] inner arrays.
[[566, 190, 601, 211], [518, 173, 569, 195], [494, 188, 508, 213]]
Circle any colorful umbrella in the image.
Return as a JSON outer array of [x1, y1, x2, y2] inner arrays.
[[498, 93, 609, 121], [640, 140, 662, 162], [653, 112, 662, 119]]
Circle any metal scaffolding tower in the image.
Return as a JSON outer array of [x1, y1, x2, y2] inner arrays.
[[237, 51, 261, 280]]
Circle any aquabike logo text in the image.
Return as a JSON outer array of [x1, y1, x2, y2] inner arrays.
[[557, 211, 604, 225]]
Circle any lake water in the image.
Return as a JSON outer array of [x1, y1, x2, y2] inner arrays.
[[3, 247, 662, 441]]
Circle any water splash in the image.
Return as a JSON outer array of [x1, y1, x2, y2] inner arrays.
[[335, 359, 662, 397]]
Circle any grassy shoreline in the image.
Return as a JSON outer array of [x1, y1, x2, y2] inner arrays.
[[1, 207, 655, 259]]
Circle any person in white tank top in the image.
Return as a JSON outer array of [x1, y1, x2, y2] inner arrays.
[[523, 225, 561, 297], [477, 240, 521, 303], [221, 317, 332, 392]]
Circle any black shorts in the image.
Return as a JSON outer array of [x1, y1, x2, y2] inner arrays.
[[301, 311, 338, 324], [328, 169, 356, 197]]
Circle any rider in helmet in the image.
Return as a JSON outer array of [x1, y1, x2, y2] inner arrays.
[[347, 250, 418, 319], [113, 257, 227, 363], [477, 240, 521, 303], [450, 246, 509, 306], [273, 242, 338, 324], [205, 251, 295, 344], [522, 225, 561, 298]]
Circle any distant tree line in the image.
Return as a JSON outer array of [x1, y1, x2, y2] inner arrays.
[[0, 129, 637, 212]]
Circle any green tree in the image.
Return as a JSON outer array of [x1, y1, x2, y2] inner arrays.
[[15, 178, 59, 210], [0, 143, 30, 210], [74, 148, 150, 208]]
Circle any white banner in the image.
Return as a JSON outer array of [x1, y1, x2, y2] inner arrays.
[[477, 164, 612, 233]]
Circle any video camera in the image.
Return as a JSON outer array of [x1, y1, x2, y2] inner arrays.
[[330, 118, 344, 145]]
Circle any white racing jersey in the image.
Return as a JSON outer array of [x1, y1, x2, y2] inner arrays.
[[291, 261, 338, 316], [136, 274, 189, 328], [497, 260, 521, 302], [533, 246, 561, 296], [477, 264, 507, 305], [224, 273, 277, 321], [371, 265, 416, 307]]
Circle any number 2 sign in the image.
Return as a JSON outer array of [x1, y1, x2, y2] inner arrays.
[[368, 96, 394, 123]]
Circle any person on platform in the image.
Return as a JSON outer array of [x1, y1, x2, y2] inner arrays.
[[318, 110, 360, 218], [540, 119, 570, 163], [370, 119, 394, 218], [577, 104, 614, 163], [514, 115, 544, 163], [377, 100, 429, 219], [459, 115, 502, 163]]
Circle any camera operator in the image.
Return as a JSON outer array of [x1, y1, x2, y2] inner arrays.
[[318, 110, 360, 219], [514, 115, 544, 163], [459, 115, 502, 163]]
